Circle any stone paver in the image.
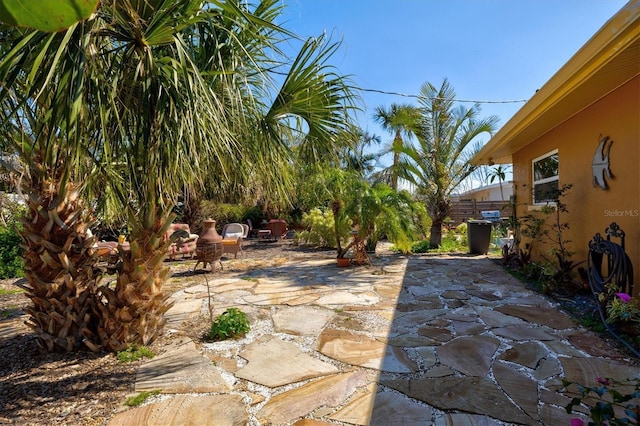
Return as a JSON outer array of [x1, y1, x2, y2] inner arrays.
[[107, 394, 247, 426], [235, 337, 338, 387], [257, 370, 368, 424], [9, 249, 631, 425], [137, 253, 640, 425], [135, 339, 229, 393], [272, 305, 334, 335]]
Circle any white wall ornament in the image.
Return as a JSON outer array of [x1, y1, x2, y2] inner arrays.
[[592, 136, 613, 190]]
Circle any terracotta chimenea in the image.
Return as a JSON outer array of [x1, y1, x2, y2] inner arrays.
[[194, 219, 223, 272]]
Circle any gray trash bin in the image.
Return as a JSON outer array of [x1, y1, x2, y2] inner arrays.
[[467, 220, 492, 254]]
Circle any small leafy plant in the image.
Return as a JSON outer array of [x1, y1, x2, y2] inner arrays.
[[209, 308, 250, 341], [606, 293, 640, 325], [125, 390, 162, 407], [562, 377, 640, 425], [117, 346, 155, 363]]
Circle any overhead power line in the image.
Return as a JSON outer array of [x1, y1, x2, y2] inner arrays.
[[358, 87, 529, 104]]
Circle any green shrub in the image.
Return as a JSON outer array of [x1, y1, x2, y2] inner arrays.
[[455, 222, 467, 235], [117, 346, 155, 363], [411, 240, 431, 253], [562, 377, 640, 425], [411, 233, 468, 254], [0, 194, 26, 279], [199, 202, 245, 229], [294, 208, 338, 248], [0, 227, 24, 279], [209, 308, 250, 341]]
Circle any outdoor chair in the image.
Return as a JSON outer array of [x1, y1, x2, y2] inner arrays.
[[266, 219, 288, 241], [221, 222, 248, 258], [587, 222, 638, 357], [165, 223, 199, 260], [246, 219, 260, 238]]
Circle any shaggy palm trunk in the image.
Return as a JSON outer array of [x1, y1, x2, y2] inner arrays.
[[17, 176, 101, 352], [429, 220, 443, 249], [95, 211, 174, 352], [429, 198, 451, 249]]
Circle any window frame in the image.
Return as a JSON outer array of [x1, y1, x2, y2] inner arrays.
[[531, 149, 559, 205]]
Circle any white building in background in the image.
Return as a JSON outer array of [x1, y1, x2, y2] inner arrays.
[[452, 181, 513, 203]]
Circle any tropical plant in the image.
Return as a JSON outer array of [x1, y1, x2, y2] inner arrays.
[[339, 127, 382, 179], [373, 103, 421, 190], [189, 1, 358, 216], [605, 293, 640, 325], [295, 208, 337, 248], [0, 0, 98, 32], [0, 0, 357, 352], [488, 164, 510, 201], [517, 184, 583, 293], [395, 78, 499, 248], [562, 377, 640, 425], [0, 21, 105, 351], [305, 167, 420, 261]]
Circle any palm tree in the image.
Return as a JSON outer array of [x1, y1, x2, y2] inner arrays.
[[1, 0, 358, 351], [373, 103, 420, 190], [341, 128, 382, 178], [488, 165, 510, 201], [397, 79, 499, 248], [0, 24, 102, 351], [182, 0, 358, 218]]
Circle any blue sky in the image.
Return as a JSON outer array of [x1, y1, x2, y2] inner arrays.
[[280, 0, 628, 172]]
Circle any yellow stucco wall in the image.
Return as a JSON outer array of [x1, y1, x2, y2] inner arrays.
[[512, 76, 639, 294]]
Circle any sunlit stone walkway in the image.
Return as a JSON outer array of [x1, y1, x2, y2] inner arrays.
[[108, 252, 639, 426]]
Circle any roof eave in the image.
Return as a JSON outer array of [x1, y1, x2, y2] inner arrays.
[[472, 0, 640, 165]]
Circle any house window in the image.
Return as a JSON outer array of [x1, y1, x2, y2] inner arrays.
[[532, 150, 559, 204]]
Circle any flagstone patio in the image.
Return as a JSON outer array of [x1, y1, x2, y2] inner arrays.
[[107, 252, 640, 425]]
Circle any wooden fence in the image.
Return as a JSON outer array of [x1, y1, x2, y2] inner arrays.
[[448, 200, 512, 226]]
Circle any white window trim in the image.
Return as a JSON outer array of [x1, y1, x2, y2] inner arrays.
[[531, 149, 559, 206]]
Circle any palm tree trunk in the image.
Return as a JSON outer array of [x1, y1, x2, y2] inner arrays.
[[429, 220, 443, 249], [95, 209, 174, 351], [391, 133, 403, 191], [17, 176, 101, 352]]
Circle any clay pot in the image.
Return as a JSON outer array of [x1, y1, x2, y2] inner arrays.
[[198, 219, 222, 244], [336, 257, 351, 267], [195, 219, 223, 271]]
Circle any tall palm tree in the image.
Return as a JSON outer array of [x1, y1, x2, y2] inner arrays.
[[373, 103, 420, 190], [488, 164, 510, 201], [340, 128, 381, 178], [84, 0, 259, 351], [0, 24, 102, 351], [397, 79, 499, 248], [1, 1, 244, 351], [1, 0, 357, 351], [182, 0, 358, 217]]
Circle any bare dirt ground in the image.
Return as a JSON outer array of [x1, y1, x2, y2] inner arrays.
[[0, 239, 320, 425]]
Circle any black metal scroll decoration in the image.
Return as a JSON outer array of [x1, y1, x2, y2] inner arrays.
[[587, 222, 638, 357]]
